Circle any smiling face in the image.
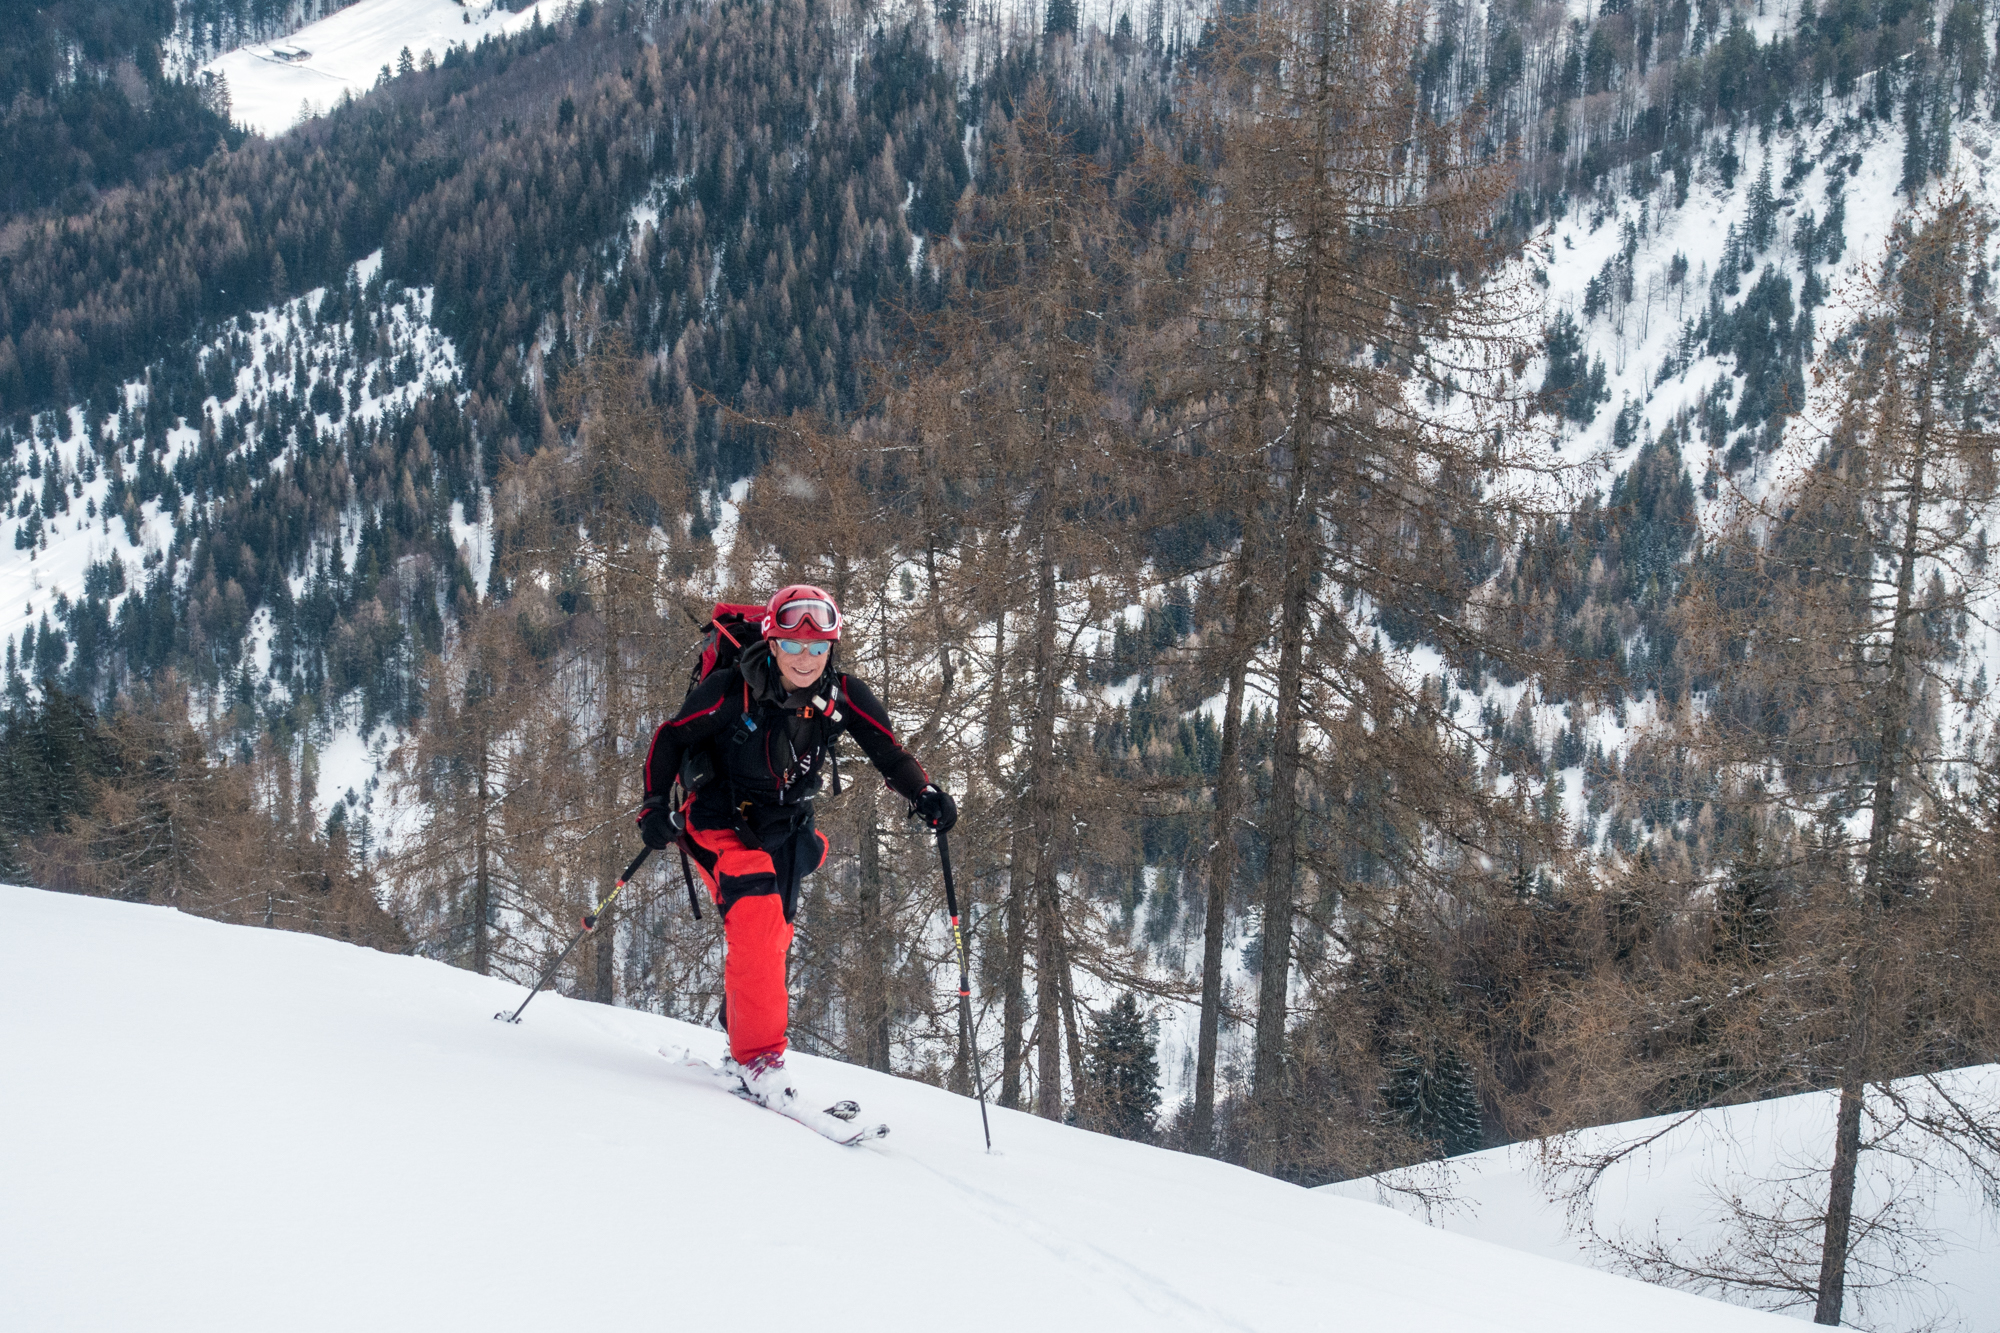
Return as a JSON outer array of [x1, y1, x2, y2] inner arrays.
[[772, 638, 828, 690]]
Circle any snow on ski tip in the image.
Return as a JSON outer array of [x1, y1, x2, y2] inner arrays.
[[659, 1046, 889, 1146]]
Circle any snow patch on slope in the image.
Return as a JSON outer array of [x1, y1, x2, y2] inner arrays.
[[2, 254, 461, 665]]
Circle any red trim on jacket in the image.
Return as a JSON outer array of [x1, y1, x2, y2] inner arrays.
[[643, 695, 727, 793]]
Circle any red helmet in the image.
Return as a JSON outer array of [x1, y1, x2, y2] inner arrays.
[[763, 584, 842, 642]]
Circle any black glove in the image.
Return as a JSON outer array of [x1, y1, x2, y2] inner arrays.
[[636, 800, 679, 851], [911, 785, 957, 833]]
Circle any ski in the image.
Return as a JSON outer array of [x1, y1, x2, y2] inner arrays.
[[660, 1047, 889, 1146]]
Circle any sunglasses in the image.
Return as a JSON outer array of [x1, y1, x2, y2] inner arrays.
[[774, 638, 832, 657], [772, 597, 840, 634]]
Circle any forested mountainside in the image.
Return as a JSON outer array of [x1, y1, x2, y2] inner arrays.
[[0, 0, 242, 219], [3, 0, 1999, 1322]]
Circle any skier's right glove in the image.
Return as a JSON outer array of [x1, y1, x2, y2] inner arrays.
[[912, 785, 957, 833], [636, 799, 679, 851]]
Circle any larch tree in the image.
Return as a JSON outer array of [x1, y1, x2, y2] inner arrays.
[[489, 327, 693, 1005], [1545, 189, 2000, 1327], [928, 89, 1154, 1119], [384, 605, 546, 977], [1175, 0, 1556, 1174]]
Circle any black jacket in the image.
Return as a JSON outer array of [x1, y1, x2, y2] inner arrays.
[[641, 646, 928, 835]]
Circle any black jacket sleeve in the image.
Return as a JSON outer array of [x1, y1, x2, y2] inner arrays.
[[836, 673, 930, 801], [641, 670, 742, 804]]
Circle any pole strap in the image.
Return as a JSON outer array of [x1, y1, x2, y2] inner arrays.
[[676, 841, 704, 920]]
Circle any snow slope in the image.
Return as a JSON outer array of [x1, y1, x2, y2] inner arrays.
[[0, 883, 1803, 1333], [1324, 1079, 2000, 1332], [206, 0, 569, 135]]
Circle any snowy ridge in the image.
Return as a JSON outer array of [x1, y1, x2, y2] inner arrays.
[[0, 882, 1803, 1333], [1529, 99, 1919, 494], [2, 253, 458, 642], [1389, 84, 2000, 871]]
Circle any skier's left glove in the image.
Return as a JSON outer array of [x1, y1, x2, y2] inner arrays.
[[911, 784, 957, 833]]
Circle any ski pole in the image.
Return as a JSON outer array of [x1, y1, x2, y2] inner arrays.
[[494, 846, 651, 1025], [936, 828, 993, 1151]]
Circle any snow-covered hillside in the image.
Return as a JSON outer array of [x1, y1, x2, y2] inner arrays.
[[1325, 1075, 2000, 1331], [206, 0, 568, 135], [1, 254, 455, 645], [0, 882, 1807, 1333]]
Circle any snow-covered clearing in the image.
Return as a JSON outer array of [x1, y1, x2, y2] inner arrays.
[[1326, 1074, 2000, 1331], [206, 0, 569, 136], [0, 882, 1804, 1333]]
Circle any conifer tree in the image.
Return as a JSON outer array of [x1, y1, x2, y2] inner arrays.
[[910, 89, 1149, 1118], [1084, 993, 1162, 1141], [479, 329, 693, 1003], [1381, 1040, 1482, 1158]]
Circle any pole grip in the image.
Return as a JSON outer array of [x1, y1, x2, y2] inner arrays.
[[619, 845, 653, 884], [583, 846, 652, 930], [937, 828, 960, 920]]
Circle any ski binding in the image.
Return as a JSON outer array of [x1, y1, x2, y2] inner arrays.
[[660, 1047, 888, 1145]]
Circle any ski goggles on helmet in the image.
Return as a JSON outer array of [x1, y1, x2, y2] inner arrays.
[[774, 638, 832, 657], [771, 597, 840, 635]]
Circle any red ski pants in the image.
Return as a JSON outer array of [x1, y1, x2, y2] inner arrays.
[[683, 823, 828, 1063]]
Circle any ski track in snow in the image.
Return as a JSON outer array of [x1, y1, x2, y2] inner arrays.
[[0, 883, 1811, 1333]]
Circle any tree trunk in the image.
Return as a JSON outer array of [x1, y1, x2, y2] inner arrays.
[[1815, 317, 1938, 1325], [1813, 1012, 1873, 1324], [1192, 640, 1250, 1152], [1035, 878, 1065, 1118], [1052, 912, 1090, 1126], [593, 594, 622, 1007], [1244, 44, 1336, 1173], [473, 710, 491, 976], [1002, 818, 1030, 1109], [1028, 522, 1066, 1120], [1193, 216, 1280, 1155], [856, 785, 892, 1071], [1246, 502, 1314, 1172], [1246, 318, 1324, 1172], [991, 607, 1029, 1111]]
